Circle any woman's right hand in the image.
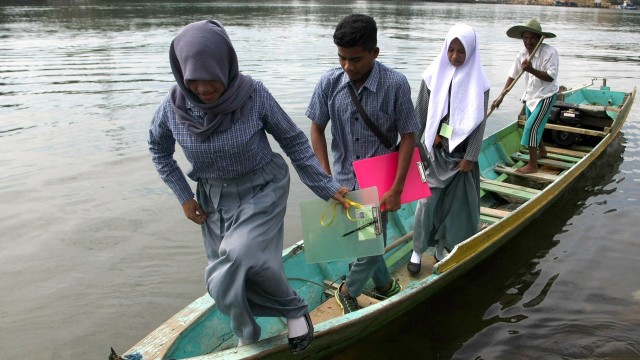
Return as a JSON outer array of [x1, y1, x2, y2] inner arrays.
[[182, 198, 207, 224]]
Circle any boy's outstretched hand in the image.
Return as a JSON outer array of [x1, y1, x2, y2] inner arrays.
[[331, 187, 350, 208]]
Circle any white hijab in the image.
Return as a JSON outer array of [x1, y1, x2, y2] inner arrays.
[[422, 24, 491, 154]]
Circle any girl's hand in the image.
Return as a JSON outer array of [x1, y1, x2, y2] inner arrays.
[[457, 159, 473, 172], [182, 198, 207, 224]]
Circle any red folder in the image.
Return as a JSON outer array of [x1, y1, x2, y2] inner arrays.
[[353, 147, 431, 209]]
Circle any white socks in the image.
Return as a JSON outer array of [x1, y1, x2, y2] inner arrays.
[[288, 316, 308, 338], [410, 251, 422, 263], [413, 239, 447, 264]]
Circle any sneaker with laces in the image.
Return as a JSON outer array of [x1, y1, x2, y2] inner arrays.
[[370, 279, 402, 300], [334, 283, 361, 314]]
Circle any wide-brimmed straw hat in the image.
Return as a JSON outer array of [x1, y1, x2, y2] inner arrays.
[[506, 19, 556, 39]]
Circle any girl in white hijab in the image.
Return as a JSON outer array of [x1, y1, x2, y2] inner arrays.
[[408, 24, 491, 275]]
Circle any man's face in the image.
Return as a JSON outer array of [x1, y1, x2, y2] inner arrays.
[[337, 45, 379, 85], [521, 31, 541, 54]]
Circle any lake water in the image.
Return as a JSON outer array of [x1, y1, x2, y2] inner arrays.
[[1, 1, 639, 359]]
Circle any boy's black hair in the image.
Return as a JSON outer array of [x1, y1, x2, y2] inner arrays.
[[333, 14, 377, 52]]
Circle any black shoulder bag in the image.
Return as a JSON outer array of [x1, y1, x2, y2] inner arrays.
[[346, 85, 430, 180], [347, 85, 397, 150]]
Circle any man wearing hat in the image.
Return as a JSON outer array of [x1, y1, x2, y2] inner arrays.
[[492, 19, 559, 174]]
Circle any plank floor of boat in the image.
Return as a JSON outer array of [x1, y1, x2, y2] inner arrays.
[[309, 139, 600, 325], [310, 254, 437, 325]]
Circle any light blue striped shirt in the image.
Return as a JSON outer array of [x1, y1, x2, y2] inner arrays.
[[306, 61, 420, 190], [149, 80, 341, 204]]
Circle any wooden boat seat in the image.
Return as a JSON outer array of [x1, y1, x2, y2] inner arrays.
[[518, 119, 610, 137], [521, 147, 582, 163], [544, 145, 589, 158], [480, 206, 514, 224], [480, 206, 510, 218], [480, 178, 540, 201], [494, 163, 559, 183], [554, 100, 620, 115], [510, 152, 574, 170]]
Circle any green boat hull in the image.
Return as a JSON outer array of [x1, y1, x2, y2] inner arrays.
[[123, 81, 635, 360]]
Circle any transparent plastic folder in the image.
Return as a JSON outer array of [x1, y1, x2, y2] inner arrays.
[[300, 187, 384, 263]]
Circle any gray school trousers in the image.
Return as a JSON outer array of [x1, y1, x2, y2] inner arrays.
[[196, 153, 307, 344], [345, 212, 392, 297]]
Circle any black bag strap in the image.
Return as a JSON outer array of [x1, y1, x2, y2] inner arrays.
[[347, 85, 396, 150], [346, 84, 431, 174]]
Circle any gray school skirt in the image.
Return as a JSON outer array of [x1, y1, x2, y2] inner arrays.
[[196, 152, 307, 343], [412, 145, 481, 253]]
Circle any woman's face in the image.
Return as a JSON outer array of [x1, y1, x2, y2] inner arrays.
[[447, 38, 466, 67], [187, 80, 226, 104]]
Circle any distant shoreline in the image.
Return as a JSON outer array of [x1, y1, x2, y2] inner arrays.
[[438, 0, 625, 9]]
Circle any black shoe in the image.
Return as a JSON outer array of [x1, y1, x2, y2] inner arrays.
[[407, 260, 421, 275], [288, 312, 313, 354], [370, 279, 402, 300], [335, 283, 362, 314]]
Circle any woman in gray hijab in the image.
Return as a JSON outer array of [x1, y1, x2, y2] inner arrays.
[[148, 20, 348, 353]]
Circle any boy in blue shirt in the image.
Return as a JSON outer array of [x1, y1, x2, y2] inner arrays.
[[306, 14, 420, 313]]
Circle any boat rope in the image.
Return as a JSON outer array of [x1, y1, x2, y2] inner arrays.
[[287, 275, 346, 301]]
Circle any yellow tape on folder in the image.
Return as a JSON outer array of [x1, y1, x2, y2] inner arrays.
[[320, 198, 364, 226]]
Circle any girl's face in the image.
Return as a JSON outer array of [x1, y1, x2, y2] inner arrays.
[[187, 80, 225, 104], [447, 38, 466, 67]]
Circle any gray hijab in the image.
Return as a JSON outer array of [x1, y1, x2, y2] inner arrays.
[[169, 20, 254, 140]]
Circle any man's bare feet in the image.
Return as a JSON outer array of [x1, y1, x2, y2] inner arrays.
[[516, 163, 538, 174]]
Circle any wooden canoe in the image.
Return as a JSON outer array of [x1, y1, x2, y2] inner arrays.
[[120, 80, 635, 359]]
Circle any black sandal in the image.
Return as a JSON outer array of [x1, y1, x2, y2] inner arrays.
[[288, 312, 314, 354]]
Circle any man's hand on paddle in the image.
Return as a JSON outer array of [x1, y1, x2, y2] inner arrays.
[[491, 89, 507, 111]]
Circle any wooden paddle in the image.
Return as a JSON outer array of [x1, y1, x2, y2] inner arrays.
[[384, 231, 413, 253], [486, 34, 546, 119]]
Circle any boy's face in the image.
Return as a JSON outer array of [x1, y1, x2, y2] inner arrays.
[[337, 46, 379, 85]]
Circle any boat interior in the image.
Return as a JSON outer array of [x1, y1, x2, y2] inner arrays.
[[151, 81, 633, 359], [307, 81, 632, 328]]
